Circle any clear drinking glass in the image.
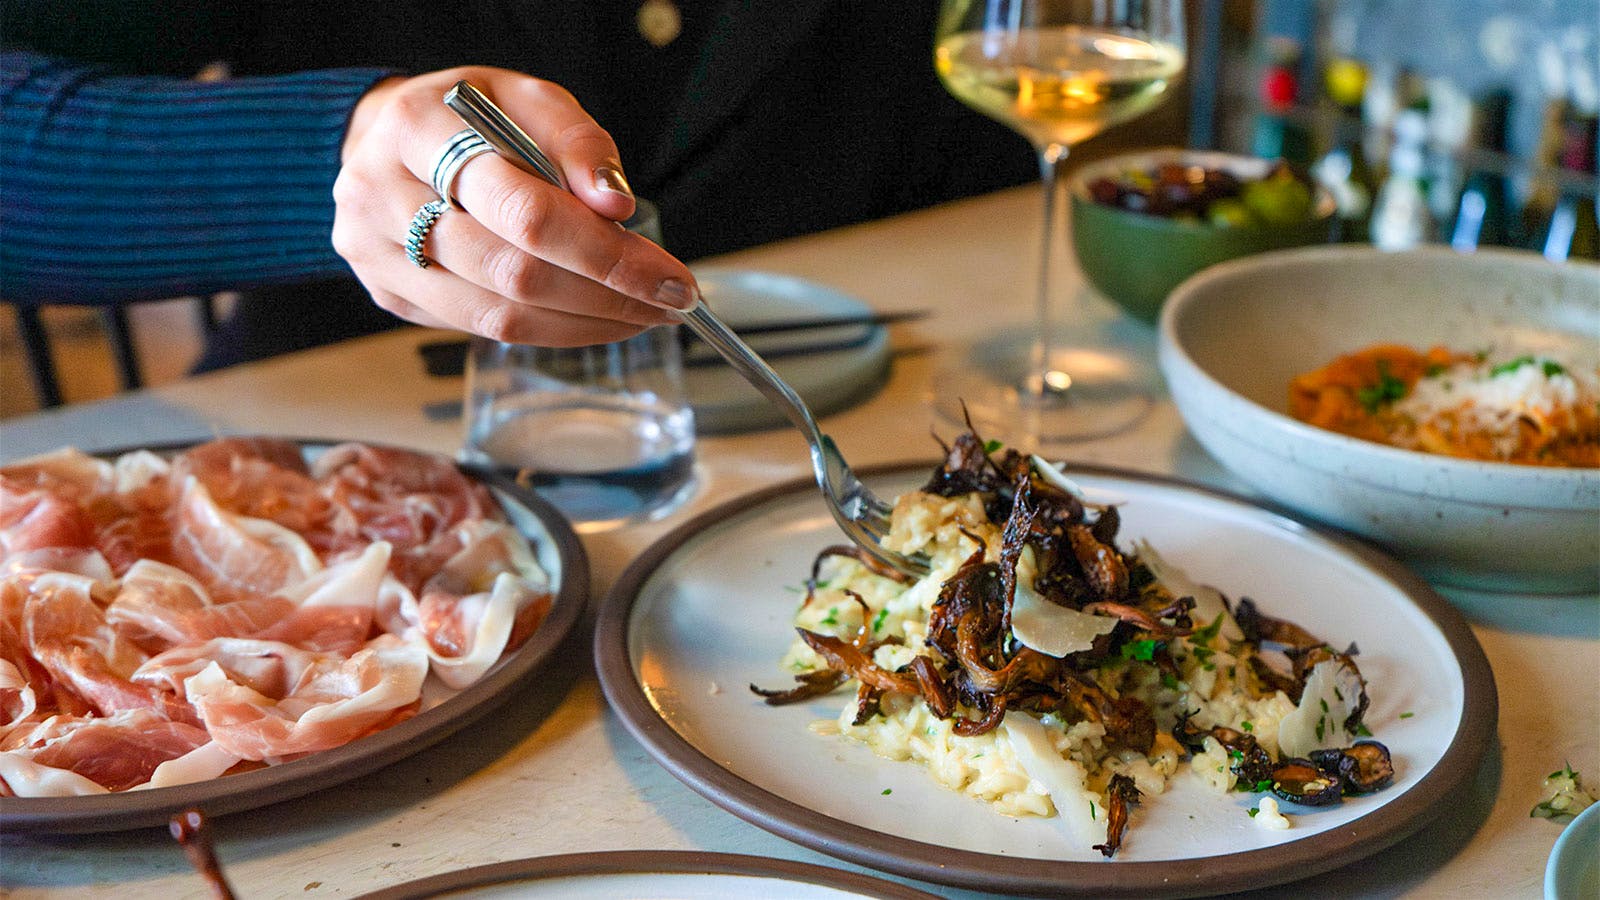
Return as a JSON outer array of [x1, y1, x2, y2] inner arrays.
[[459, 200, 697, 532], [932, 0, 1186, 447]]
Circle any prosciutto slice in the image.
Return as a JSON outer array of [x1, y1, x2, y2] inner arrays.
[[105, 560, 292, 653], [21, 571, 196, 725], [171, 479, 322, 598], [388, 520, 552, 689], [182, 636, 428, 761], [316, 443, 494, 591], [1, 709, 211, 793]]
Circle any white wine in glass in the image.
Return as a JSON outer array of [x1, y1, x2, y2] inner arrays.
[[933, 0, 1185, 446]]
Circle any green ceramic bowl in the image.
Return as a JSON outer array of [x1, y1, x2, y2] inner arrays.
[[1070, 149, 1337, 324]]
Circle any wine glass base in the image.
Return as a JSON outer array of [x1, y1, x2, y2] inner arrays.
[[929, 334, 1154, 447]]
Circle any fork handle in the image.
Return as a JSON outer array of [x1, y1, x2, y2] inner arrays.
[[677, 302, 823, 443]]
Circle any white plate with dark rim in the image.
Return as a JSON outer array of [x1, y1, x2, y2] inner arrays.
[[358, 850, 940, 899], [0, 438, 590, 834], [594, 462, 1498, 898]]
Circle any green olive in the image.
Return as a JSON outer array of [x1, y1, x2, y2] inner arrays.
[[1206, 198, 1254, 228], [1241, 172, 1313, 225]]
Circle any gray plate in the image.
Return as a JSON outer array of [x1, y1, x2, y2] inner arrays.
[[0, 438, 589, 834], [595, 462, 1499, 898], [687, 268, 893, 434]]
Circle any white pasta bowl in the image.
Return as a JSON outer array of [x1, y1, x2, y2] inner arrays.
[[1157, 244, 1600, 595]]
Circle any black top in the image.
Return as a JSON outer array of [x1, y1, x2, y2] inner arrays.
[[1, 1, 1039, 365]]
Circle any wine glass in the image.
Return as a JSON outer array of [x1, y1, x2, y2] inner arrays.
[[933, 0, 1186, 446]]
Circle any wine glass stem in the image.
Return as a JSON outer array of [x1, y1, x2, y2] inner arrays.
[[1030, 142, 1071, 399]]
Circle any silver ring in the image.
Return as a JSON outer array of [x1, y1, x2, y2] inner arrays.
[[405, 199, 448, 269], [430, 129, 493, 210]]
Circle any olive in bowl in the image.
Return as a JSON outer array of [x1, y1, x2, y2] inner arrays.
[[1070, 149, 1335, 324]]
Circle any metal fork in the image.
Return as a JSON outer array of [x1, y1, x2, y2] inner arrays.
[[443, 81, 930, 578]]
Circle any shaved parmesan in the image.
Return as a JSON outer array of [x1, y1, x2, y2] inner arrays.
[[1277, 658, 1365, 759], [1011, 578, 1119, 657], [1010, 548, 1118, 657], [1133, 539, 1243, 643], [1029, 455, 1086, 498], [1002, 713, 1107, 846]]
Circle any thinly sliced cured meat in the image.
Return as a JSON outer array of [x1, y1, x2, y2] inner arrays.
[[134, 639, 323, 700], [171, 479, 322, 598], [105, 560, 293, 653], [0, 751, 109, 797], [169, 437, 331, 537], [255, 542, 389, 654], [183, 636, 428, 761], [0, 659, 38, 739], [316, 443, 493, 591], [20, 571, 198, 726], [406, 521, 552, 689], [1, 438, 548, 795], [0, 448, 114, 497], [1, 709, 210, 793], [0, 483, 95, 557]]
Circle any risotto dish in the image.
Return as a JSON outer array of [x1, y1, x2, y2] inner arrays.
[[754, 430, 1394, 857]]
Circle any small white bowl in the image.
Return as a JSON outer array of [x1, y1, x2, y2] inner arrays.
[[1158, 244, 1600, 595]]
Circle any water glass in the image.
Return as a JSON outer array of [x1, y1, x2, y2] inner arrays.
[[460, 200, 697, 532]]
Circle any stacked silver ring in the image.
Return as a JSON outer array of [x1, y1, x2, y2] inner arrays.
[[405, 199, 448, 268], [430, 129, 494, 210]]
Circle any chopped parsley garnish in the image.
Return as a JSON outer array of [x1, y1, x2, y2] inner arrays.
[[1160, 672, 1181, 690], [984, 439, 1004, 453], [1356, 361, 1407, 412], [1190, 614, 1225, 647], [871, 608, 889, 632], [821, 607, 839, 626], [1090, 801, 1097, 820], [1399, 711, 1414, 719], [1120, 639, 1164, 662], [1423, 362, 1448, 377], [881, 788, 892, 795], [1240, 720, 1254, 732], [1253, 779, 1272, 792], [1248, 807, 1260, 818], [1489, 356, 1534, 377], [1489, 356, 1568, 379]]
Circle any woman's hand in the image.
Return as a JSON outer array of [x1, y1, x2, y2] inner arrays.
[[333, 66, 698, 346]]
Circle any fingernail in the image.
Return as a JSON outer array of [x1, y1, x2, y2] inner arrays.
[[655, 277, 699, 310], [594, 165, 633, 197]]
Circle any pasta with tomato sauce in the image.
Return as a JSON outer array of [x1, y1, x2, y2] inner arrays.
[[1289, 344, 1600, 467]]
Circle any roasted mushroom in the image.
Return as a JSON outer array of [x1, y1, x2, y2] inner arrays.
[[1093, 773, 1142, 858], [1309, 740, 1395, 795], [1268, 758, 1344, 806]]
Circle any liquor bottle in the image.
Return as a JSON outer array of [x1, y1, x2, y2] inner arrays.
[[1252, 38, 1314, 168], [1370, 108, 1435, 251], [1312, 56, 1377, 242], [1519, 97, 1570, 250], [1425, 79, 1472, 226], [1536, 109, 1600, 262], [1449, 89, 1514, 250]]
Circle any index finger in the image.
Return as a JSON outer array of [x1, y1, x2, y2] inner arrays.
[[402, 82, 700, 312]]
